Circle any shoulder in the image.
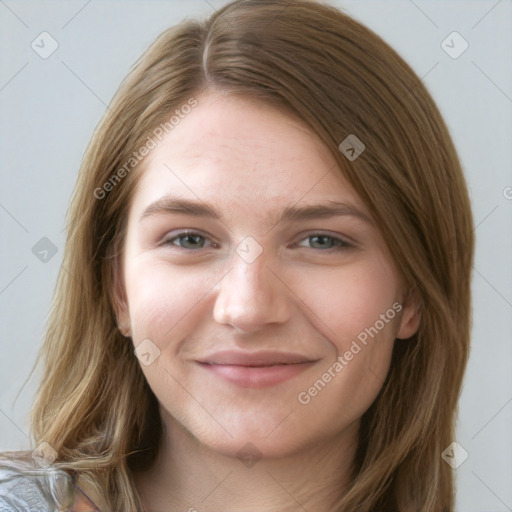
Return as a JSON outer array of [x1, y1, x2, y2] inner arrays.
[[0, 450, 98, 511]]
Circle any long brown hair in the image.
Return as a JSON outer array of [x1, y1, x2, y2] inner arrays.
[[24, 1, 474, 510]]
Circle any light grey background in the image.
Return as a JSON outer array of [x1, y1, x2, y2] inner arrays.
[[1, 1, 511, 510]]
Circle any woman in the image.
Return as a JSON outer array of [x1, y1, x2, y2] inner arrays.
[[0, 0, 474, 510]]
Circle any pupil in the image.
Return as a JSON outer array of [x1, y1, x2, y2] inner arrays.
[[313, 235, 331, 248], [184, 235, 202, 248]]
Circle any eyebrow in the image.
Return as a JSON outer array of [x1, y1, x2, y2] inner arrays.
[[139, 195, 372, 225]]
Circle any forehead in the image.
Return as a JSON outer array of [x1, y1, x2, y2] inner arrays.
[[130, 91, 365, 216]]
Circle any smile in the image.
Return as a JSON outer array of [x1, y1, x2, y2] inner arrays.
[[196, 350, 319, 388]]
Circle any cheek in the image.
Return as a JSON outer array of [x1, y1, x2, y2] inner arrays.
[[293, 258, 400, 416], [124, 257, 213, 344], [296, 257, 401, 349]]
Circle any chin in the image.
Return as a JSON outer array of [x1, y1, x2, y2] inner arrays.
[[204, 432, 307, 462], [188, 408, 321, 461]]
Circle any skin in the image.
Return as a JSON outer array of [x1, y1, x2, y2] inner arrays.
[[114, 90, 420, 511]]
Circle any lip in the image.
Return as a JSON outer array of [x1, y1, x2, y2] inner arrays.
[[196, 350, 319, 388]]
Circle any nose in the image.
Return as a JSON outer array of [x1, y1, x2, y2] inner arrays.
[[213, 251, 291, 333]]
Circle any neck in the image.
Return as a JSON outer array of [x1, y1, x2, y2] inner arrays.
[[134, 409, 359, 512]]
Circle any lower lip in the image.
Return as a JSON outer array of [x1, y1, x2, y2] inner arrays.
[[198, 362, 315, 388]]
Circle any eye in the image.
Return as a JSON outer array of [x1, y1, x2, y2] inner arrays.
[[296, 233, 352, 252], [162, 230, 214, 250], [161, 231, 351, 252]]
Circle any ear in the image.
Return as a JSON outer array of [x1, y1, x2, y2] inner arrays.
[[111, 246, 131, 337], [396, 289, 421, 340]]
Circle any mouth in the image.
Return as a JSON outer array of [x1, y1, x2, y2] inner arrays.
[[196, 350, 319, 388]]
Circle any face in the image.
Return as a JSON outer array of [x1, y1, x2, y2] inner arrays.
[[114, 90, 420, 459]]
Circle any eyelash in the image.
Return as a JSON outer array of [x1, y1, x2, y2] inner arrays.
[[162, 230, 352, 253]]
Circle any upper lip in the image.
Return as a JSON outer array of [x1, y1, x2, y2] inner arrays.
[[197, 350, 319, 367]]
